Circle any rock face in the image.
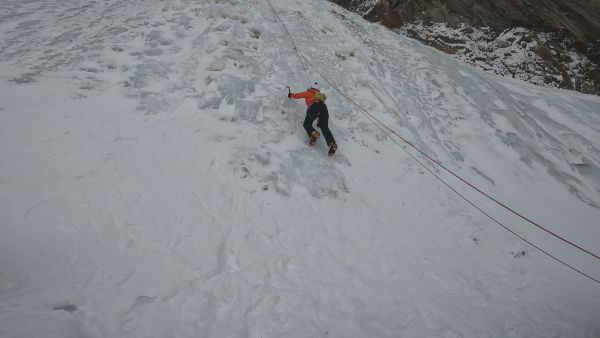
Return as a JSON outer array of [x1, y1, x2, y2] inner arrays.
[[330, 0, 600, 95]]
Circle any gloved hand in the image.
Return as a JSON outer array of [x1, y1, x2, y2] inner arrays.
[[287, 93, 292, 98]]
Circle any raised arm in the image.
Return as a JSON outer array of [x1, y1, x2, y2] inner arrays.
[[289, 90, 313, 99]]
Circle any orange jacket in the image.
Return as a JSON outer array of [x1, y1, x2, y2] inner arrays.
[[290, 88, 319, 107]]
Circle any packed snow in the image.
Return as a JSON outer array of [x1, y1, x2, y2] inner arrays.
[[1, 0, 600, 337]]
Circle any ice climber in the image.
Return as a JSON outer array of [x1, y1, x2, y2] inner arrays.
[[288, 85, 337, 156]]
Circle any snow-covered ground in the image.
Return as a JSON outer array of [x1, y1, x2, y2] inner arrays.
[[1, 0, 600, 337]]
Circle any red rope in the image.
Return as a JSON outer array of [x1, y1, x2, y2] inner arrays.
[[319, 73, 600, 261], [268, 0, 312, 86]]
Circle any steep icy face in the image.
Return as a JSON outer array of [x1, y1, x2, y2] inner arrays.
[[332, 0, 600, 95], [398, 24, 598, 94], [1, 0, 600, 337]]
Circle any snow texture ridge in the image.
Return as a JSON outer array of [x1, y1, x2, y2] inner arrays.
[[0, 0, 599, 337]]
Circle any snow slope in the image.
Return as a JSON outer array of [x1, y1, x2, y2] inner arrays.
[[1, 0, 600, 337]]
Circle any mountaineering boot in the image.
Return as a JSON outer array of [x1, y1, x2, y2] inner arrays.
[[328, 142, 337, 156], [309, 130, 320, 147]]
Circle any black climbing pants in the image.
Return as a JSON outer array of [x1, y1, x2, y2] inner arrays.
[[303, 101, 336, 146]]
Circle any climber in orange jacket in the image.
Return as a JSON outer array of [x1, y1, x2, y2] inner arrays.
[[288, 86, 337, 155]]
